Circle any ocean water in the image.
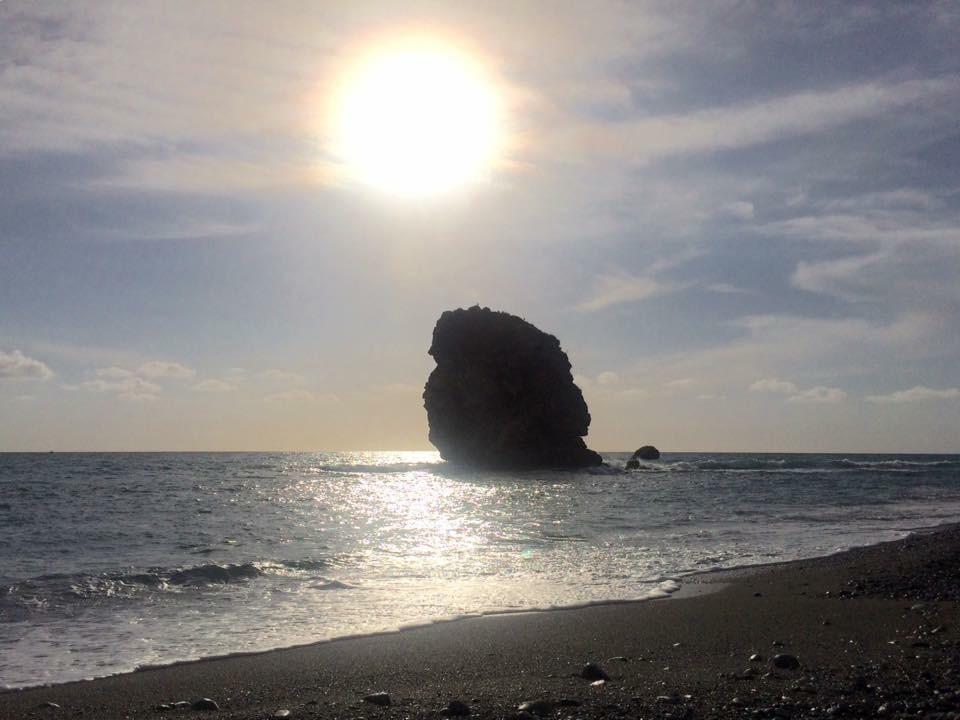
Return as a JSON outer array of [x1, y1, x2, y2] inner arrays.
[[1, 451, 959, 690]]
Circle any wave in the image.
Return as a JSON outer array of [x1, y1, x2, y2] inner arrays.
[[619, 455, 960, 473], [834, 458, 957, 469], [0, 559, 346, 621]]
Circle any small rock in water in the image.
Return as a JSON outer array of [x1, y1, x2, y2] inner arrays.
[[191, 698, 220, 711], [517, 699, 554, 717], [580, 662, 610, 681], [443, 700, 471, 716], [155, 704, 171, 712], [170, 701, 191, 709], [607, 656, 629, 663], [364, 692, 392, 707], [590, 679, 606, 687], [772, 654, 801, 670], [274, 711, 291, 719], [40, 702, 62, 710], [749, 653, 763, 662]]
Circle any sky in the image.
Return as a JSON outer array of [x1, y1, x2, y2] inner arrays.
[[1, 1, 958, 453]]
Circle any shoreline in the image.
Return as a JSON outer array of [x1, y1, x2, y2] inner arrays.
[[1, 522, 935, 695], [2, 523, 958, 718]]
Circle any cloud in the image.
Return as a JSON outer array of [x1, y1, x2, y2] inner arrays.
[[263, 389, 317, 404], [137, 361, 195, 379], [573, 77, 959, 165], [705, 283, 750, 294], [664, 377, 696, 388], [191, 379, 235, 393], [95, 366, 134, 379], [719, 201, 754, 220], [576, 272, 660, 312], [0, 350, 53, 380], [596, 371, 620, 386], [749, 378, 799, 394], [68, 376, 162, 402], [751, 377, 846, 404], [786, 386, 847, 404], [824, 189, 942, 212], [866, 386, 960, 404]]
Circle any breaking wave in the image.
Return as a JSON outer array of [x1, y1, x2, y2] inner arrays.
[[0, 560, 347, 622]]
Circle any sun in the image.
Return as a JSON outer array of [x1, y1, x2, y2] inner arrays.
[[333, 40, 502, 196]]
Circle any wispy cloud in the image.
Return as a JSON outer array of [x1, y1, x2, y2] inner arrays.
[[786, 386, 847, 404], [750, 377, 845, 404], [66, 377, 162, 402], [95, 366, 134, 380], [191, 379, 236, 393], [570, 77, 959, 164], [866, 386, 960, 404], [263, 389, 318, 404], [705, 283, 750, 295], [718, 201, 755, 220], [596, 371, 620, 386], [0, 350, 53, 380], [749, 378, 799, 394], [575, 272, 661, 312], [137, 361, 195, 379]]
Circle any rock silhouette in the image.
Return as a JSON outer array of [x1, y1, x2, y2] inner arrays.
[[632, 446, 660, 460], [423, 306, 602, 469]]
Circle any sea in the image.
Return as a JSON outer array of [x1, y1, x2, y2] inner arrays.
[[1, 451, 959, 690]]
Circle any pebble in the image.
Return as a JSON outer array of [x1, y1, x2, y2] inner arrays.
[[517, 699, 554, 717], [750, 653, 764, 662], [590, 679, 606, 687], [443, 700, 471, 716], [363, 692, 392, 707], [191, 698, 220, 711], [580, 662, 610, 681], [274, 711, 291, 719], [773, 654, 801, 670]]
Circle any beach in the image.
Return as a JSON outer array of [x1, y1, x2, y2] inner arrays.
[[2, 524, 958, 720]]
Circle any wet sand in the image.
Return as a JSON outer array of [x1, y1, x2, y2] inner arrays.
[[3, 525, 958, 719]]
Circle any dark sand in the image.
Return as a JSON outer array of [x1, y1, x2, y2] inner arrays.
[[3, 525, 959, 720]]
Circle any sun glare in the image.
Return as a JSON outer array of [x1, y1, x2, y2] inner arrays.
[[333, 41, 502, 196]]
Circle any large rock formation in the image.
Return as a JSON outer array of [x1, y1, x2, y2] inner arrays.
[[423, 306, 603, 469]]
